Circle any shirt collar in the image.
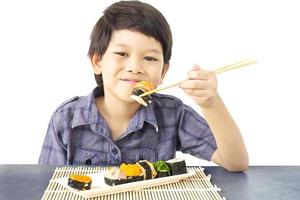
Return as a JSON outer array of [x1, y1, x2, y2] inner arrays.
[[71, 87, 107, 130], [71, 87, 159, 134], [127, 105, 159, 133]]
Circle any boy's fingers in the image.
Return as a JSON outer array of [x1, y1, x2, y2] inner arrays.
[[182, 88, 210, 97], [187, 70, 210, 80], [179, 80, 209, 90], [191, 64, 201, 71]]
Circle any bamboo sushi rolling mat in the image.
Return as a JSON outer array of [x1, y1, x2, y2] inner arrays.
[[41, 166, 224, 200]]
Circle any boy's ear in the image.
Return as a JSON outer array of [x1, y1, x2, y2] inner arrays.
[[159, 63, 170, 85], [161, 63, 170, 79], [91, 54, 102, 75]]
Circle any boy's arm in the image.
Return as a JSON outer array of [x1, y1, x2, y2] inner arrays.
[[180, 65, 248, 172], [202, 94, 249, 172]]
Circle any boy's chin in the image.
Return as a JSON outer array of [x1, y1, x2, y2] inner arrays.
[[126, 96, 142, 105], [118, 93, 141, 105]]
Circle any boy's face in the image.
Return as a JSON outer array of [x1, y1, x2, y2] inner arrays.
[[92, 29, 169, 103]]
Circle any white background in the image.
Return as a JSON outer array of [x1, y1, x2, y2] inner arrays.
[[0, 0, 299, 165]]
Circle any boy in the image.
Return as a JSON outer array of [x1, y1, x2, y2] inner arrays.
[[39, 0, 248, 172]]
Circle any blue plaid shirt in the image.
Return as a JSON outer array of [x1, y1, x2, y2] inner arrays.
[[39, 87, 217, 166]]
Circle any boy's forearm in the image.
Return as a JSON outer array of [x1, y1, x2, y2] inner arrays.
[[200, 94, 249, 171]]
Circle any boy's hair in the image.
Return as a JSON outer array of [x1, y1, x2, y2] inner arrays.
[[88, 0, 173, 88]]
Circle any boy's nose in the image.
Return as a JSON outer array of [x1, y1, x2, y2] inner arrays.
[[125, 60, 144, 74]]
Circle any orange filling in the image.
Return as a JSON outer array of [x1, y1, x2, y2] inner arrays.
[[133, 81, 155, 92], [120, 163, 142, 177], [69, 174, 91, 183]]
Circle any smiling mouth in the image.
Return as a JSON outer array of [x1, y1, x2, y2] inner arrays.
[[121, 79, 141, 84]]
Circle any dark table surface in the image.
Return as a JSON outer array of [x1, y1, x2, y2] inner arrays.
[[0, 165, 299, 200]]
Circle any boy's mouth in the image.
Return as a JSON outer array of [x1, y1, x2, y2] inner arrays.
[[121, 78, 141, 84]]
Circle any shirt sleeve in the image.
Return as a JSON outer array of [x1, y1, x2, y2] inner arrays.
[[38, 114, 67, 165], [177, 104, 217, 161]]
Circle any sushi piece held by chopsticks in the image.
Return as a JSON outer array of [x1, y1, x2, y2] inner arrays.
[[130, 81, 155, 106]]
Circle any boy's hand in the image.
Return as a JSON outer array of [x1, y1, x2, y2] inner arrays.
[[179, 64, 218, 108]]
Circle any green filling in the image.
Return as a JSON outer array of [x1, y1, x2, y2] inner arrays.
[[153, 160, 171, 172]]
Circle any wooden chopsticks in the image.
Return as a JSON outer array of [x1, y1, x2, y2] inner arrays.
[[213, 58, 256, 74], [139, 58, 257, 97]]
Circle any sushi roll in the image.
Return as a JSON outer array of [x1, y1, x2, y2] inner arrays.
[[153, 160, 171, 178], [119, 163, 143, 183], [104, 167, 127, 186], [166, 158, 187, 175], [130, 81, 155, 106], [137, 160, 157, 180], [68, 174, 92, 190]]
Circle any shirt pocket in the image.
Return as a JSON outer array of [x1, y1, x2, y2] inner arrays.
[[72, 147, 108, 166]]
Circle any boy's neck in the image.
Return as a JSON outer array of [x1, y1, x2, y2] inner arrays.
[[96, 95, 141, 140], [96, 95, 140, 123]]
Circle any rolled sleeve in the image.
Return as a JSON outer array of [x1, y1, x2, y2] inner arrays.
[[177, 105, 217, 161], [38, 115, 67, 165]]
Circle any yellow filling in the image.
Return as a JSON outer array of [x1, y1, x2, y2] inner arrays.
[[120, 163, 142, 177], [69, 174, 91, 183]]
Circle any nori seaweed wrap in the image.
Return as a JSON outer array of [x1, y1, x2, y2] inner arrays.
[[68, 174, 92, 190], [137, 160, 157, 180], [166, 158, 187, 175]]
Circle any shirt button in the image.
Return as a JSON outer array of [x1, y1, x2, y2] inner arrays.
[[85, 159, 92, 165], [112, 148, 118, 155]]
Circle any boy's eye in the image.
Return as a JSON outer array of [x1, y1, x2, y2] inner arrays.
[[114, 52, 128, 57], [144, 56, 158, 61]]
